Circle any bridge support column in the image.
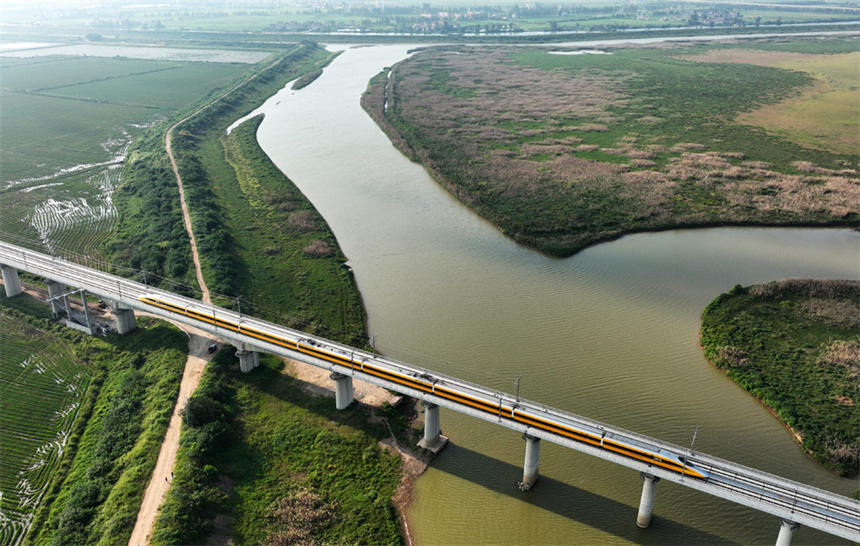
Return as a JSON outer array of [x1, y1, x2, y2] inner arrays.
[[1, 264, 23, 298], [79, 291, 93, 328], [46, 280, 64, 317], [330, 372, 353, 410], [637, 473, 661, 528], [518, 434, 541, 491], [417, 401, 448, 452], [236, 349, 260, 373], [775, 519, 800, 546], [112, 304, 137, 334]]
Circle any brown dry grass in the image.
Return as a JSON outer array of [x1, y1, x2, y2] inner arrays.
[[303, 240, 332, 256], [820, 340, 860, 379], [288, 210, 316, 231]]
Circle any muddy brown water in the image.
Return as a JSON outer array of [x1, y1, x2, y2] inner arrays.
[[232, 44, 859, 545]]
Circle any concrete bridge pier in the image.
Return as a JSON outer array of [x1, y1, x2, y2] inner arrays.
[[330, 372, 354, 410], [79, 291, 94, 328], [775, 519, 800, 546], [518, 433, 541, 491], [111, 303, 137, 334], [236, 348, 260, 373], [418, 401, 448, 452], [45, 280, 65, 316], [1, 264, 23, 298], [637, 473, 661, 528]]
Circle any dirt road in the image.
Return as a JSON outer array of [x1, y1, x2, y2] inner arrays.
[[128, 330, 217, 546]]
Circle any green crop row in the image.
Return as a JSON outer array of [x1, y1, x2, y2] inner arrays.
[[0, 309, 91, 546], [0, 294, 189, 546], [0, 55, 249, 183]]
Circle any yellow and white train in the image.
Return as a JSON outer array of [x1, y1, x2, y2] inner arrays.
[[140, 293, 710, 480]]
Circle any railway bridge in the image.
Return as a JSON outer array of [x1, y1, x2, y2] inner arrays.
[[2, 240, 859, 545]]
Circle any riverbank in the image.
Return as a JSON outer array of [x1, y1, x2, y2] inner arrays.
[[700, 278, 859, 477]]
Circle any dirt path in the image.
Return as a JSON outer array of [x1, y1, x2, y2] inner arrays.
[[162, 50, 290, 306], [165, 127, 211, 305], [128, 329, 217, 546]]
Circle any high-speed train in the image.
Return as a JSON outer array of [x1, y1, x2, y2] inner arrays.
[[139, 293, 710, 480]]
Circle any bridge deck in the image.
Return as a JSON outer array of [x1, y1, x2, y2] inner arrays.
[[2, 240, 858, 542]]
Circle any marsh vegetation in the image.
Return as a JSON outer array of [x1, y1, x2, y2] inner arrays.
[[701, 279, 859, 477], [364, 38, 858, 256]]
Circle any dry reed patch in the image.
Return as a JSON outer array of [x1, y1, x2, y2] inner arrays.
[[389, 48, 649, 207], [288, 210, 316, 231], [671, 143, 707, 152], [303, 240, 332, 256], [800, 298, 860, 330], [820, 340, 860, 378], [742, 160, 772, 169], [792, 161, 857, 177], [630, 159, 657, 168], [724, 173, 860, 217], [749, 278, 860, 299]]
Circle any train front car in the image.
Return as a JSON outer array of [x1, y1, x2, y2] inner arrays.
[[606, 436, 711, 480]]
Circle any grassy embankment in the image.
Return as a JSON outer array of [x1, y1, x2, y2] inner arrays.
[[143, 41, 413, 543], [104, 43, 332, 296], [0, 294, 187, 546], [166, 44, 366, 345], [104, 51, 305, 294], [165, 41, 367, 344], [700, 279, 859, 477], [151, 352, 414, 545], [364, 37, 858, 257]]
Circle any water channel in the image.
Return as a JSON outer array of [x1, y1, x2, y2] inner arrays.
[[234, 44, 859, 545]]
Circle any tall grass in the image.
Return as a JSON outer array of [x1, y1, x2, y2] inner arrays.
[[367, 40, 858, 256], [701, 279, 860, 476]]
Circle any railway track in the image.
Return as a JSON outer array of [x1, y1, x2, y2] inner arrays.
[[2, 240, 859, 543]]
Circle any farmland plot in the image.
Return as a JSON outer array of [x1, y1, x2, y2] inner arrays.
[[0, 313, 91, 546], [27, 166, 122, 258], [0, 54, 251, 257]]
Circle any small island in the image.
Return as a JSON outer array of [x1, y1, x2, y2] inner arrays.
[[700, 278, 859, 477]]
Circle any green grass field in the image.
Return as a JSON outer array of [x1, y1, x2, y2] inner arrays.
[[151, 352, 407, 545], [1, 56, 250, 182], [0, 309, 92, 546]]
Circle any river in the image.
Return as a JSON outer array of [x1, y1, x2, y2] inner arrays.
[[233, 43, 859, 545]]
